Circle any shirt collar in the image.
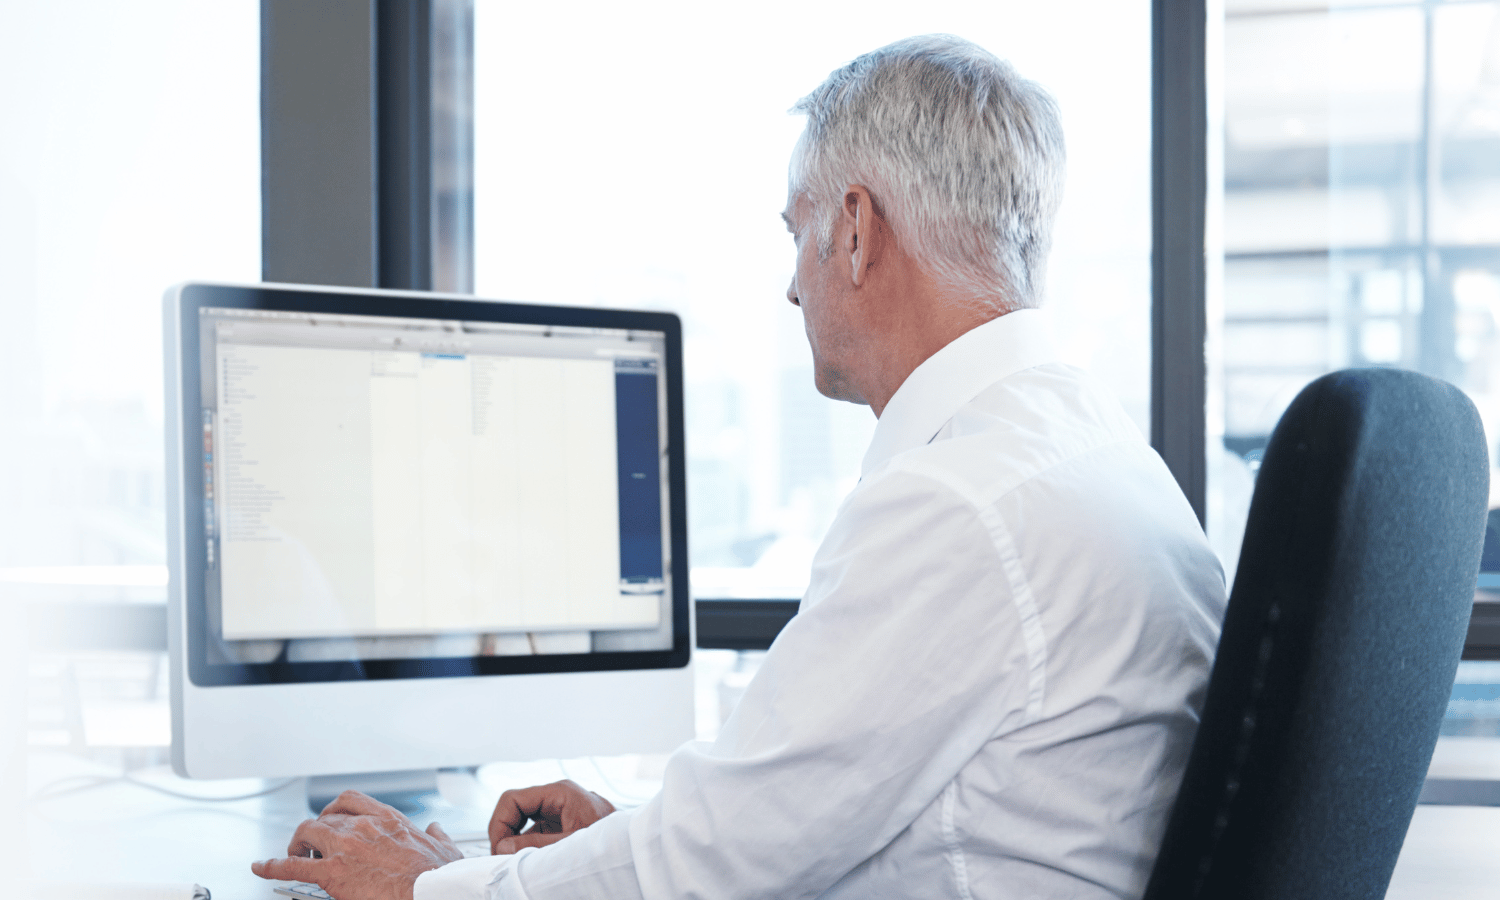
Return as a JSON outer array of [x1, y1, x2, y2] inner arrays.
[[860, 308, 1060, 476]]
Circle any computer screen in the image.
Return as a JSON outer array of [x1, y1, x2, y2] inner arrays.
[[165, 283, 693, 780]]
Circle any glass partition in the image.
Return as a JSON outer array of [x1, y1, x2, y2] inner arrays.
[[1214, 0, 1500, 661]]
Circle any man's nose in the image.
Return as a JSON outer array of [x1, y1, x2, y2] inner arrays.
[[787, 278, 800, 307]]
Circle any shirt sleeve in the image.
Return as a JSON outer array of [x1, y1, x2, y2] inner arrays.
[[413, 811, 646, 900], [435, 468, 1039, 900], [415, 853, 519, 900]]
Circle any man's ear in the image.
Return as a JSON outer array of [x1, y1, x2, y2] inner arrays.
[[843, 186, 882, 287]]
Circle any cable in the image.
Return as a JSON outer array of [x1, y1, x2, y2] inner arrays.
[[29, 769, 300, 805], [121, 772, 301, 802], [586, 757, 656, 806], [26, 774, 121, 803]]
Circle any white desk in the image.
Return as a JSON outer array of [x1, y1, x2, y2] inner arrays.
[[21, 748, 1500, 899], [27, 756, 323, 900], [1386, 805, 1500, 900], [22, 751, 658, 900]]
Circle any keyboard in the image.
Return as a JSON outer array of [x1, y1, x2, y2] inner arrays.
[[273, 838, 491, 899]]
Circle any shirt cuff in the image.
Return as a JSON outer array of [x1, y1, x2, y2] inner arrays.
[[414, 853, 518, 900]]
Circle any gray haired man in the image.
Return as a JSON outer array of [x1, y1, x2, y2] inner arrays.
[[255, 34, 1226, 900]]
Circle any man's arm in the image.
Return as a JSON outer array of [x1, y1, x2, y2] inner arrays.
[[428, 469, 1036, 899]]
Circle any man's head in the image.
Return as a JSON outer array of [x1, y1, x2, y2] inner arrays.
[[788, 35, 1065, 314]]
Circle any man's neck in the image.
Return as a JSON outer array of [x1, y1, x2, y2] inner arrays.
[[861, 296, 1005, 418]]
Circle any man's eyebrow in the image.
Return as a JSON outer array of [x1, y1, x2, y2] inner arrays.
[[781, 210, 794, 230]]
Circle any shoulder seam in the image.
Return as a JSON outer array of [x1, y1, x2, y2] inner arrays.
[[889, 462, 1049, 727]]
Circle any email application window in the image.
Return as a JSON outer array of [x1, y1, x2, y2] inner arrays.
[[198, 308, 671, 657]]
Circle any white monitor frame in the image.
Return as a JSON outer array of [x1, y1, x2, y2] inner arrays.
[[164, 281, 694, 780]]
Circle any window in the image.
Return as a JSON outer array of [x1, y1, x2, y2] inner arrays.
[[1213, 0, 1500, 669], [473, 0, 1154, 599], [0, 3, 258, 583], [1, 0, 259, 757]]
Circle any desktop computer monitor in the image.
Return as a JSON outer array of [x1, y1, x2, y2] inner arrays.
[[164, 282, 694, 783]]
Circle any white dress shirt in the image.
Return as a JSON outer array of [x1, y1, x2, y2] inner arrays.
[[417, 309, 1227, 900]]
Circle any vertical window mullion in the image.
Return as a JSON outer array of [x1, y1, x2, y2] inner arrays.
[[1152, 0, 1210, 527]]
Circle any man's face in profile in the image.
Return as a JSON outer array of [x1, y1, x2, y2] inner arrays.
[[785, 192, 862, 405]]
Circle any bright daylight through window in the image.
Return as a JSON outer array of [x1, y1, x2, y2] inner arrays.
[[0, 2, 259, 758], [473, 1, 1153, 599], [1213, 0, 1500, 728], [1215, 0, 1500, 564]]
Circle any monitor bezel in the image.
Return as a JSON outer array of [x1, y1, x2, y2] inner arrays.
[[170, 282, 691, 687]]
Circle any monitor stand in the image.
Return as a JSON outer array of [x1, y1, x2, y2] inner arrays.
[[305, 768, 496, 837]]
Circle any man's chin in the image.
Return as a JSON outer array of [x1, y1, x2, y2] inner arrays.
[[813, 371, 864, 406]]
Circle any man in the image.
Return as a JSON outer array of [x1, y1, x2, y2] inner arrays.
[[253, 34, 1226, 900]]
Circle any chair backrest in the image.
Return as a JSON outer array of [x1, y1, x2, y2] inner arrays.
[[1143, 368, 1489, 900]]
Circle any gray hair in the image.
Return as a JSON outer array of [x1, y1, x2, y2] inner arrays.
[[790, 35, 1065, 311]]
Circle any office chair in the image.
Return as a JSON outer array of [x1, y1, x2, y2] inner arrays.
[[1142, 368, 1489, 900]]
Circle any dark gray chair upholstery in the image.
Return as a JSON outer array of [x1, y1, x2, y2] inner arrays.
[[1142, 368, 1489, 900]]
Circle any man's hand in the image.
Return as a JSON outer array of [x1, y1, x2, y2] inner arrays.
[[489, 779, 616, 854], [251, 790, 464, 900]]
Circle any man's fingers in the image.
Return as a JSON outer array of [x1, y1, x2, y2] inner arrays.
[[488, 779, 617, 852], [426, 821, 451, 841], [320, 789, 404, 821], [287, 818, 339, 858], [251, 856, 322, 882], [489, 784, 555, 842], [493, 831, 570, 854]]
